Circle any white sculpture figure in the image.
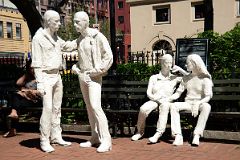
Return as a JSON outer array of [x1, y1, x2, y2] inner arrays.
[[71, 11, 113, 153], [31, 10, 71, 153], [169, 54, 213, 146], [131, 54, 188, 143]]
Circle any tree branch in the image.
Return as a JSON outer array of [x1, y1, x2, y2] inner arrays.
[[10, 0, 43, 37]]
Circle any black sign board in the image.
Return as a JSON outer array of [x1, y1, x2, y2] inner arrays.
[[175, 38, 209, 70]]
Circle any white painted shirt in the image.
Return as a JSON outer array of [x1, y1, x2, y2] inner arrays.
[[31, 28, 65, 71], [147, 72, 182, 100], [176, 75, 213, 101]]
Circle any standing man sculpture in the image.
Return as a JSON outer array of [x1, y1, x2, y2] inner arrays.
[[131, 54, 188, 143], [169, 54, 213, 146], [71, 11, 113, 153], [31, 10, 71, 153]]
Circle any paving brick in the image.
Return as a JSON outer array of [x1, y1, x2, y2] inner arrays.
[[0, 132, 240, 160]]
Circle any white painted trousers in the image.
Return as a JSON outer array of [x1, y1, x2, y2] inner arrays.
[[170, 101, 211, 137], [40, 73, 63, 143], [79, 76, 111, 145], [136, 100, 170, 134]]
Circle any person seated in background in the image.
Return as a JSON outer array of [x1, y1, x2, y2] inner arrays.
[[3, 59, 42, 138]]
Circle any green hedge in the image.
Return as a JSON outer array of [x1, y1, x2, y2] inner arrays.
[[198, 25, 240, 79]]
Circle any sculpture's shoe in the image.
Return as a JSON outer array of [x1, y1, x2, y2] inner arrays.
[[148, 132, 162, 143], [192, 134, 200, 146], [80, 141, 92, 148], [79, 139, 100, 148], [51, 138, 72, 146], [173, 134, 183, 146], [96, 143, 112, 153], [40, 142, 55, 153], [131, 133, 143, 141], [80, 141, 98, 148]]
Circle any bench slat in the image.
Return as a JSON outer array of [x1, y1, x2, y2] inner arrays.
[[213, 86, 240, 92], [212, 95, 240, 100]]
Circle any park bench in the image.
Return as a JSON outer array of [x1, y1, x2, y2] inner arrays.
[[1, 75, 240, 141], [60, 78, 240, 140], [60, 78, 149, 136], [203, 79, 240, 140]]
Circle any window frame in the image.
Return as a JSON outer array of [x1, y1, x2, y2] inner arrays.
[[0, 21, 3, 38], [192, 2, 205, 21], [7, 22, 13, 39], [118, 16, 124, 24], [237, 0, 240, 17], [16, 23, 22, 40], [118, 1, 124, 9], [153, 5, 171, 25]]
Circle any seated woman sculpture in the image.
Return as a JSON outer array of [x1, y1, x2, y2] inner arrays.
[[3, 59, 42, 138], [169, 54, 213, 146]]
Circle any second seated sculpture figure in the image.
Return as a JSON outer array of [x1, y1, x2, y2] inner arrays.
[[31, 10, 71, 153], [169, 54, 213, 146], [131, 54, 188, 143], [71, 11, 113, 153]]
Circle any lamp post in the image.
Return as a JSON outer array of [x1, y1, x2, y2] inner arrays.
[[109, 0, 116, 69]]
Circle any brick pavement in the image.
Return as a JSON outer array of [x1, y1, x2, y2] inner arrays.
[[0, 132, 240, 160]]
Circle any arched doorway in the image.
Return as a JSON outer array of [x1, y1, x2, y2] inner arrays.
[[152, 40, 172, 52], [152, 40, 172, 64]]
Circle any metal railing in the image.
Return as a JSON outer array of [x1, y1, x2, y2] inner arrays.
[[0, 53, 240, 80]]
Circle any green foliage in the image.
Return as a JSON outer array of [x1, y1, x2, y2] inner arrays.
[[198, 25, 240, 79], [100, 19, 110, 41], [58, 4, 96, 41], [58, 22, 79, 41], [115, 63, 161, 81], [58, 8, 111, 42]]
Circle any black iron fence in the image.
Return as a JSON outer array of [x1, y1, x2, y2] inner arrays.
[[0, 53, 240, 81], [127, 50, 175, 65]]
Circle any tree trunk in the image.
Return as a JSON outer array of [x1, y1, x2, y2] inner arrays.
[[10, 0, 43, 37], [10, 0, 68, 37], [204, 0, 214, 31]]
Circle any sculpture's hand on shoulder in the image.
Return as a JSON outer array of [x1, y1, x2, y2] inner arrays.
[[72, 64, 80, 75]]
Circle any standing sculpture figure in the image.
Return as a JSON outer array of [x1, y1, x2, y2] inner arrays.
[[71, 11, 113, 153], [31, 10, 71, 153], [169, 54, 213, 146], [131, 54, 188, 143]]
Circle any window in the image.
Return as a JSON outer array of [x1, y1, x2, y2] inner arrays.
[[118, 16, 124, 24], [153, 5, 170, 24], [118, 1, 123, 9], [7, 22, 13, 38], [192, 3, 204, 20], [29, 29, 32, 41], [0, 21, 3, 38], [16, 23, 22, 39]]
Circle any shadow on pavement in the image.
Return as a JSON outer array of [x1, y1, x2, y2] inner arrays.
[[19, 136, 88, 149]]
